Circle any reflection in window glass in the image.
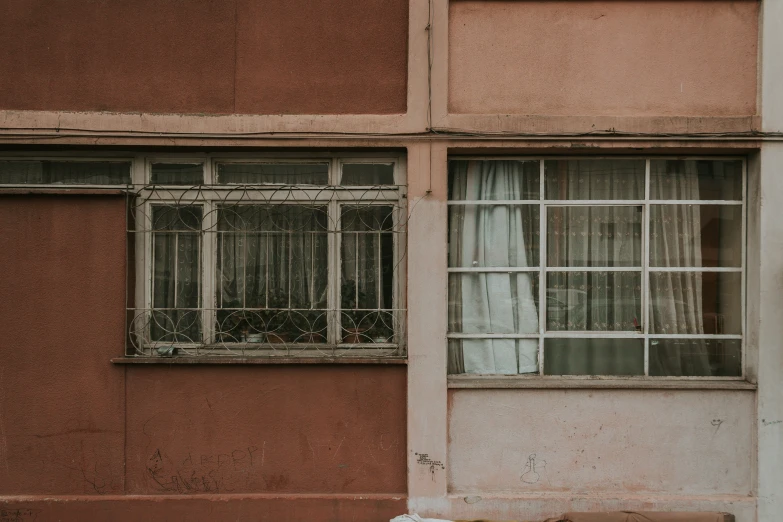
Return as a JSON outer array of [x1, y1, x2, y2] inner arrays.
[[545, 160, 644, 200], [650, 160, 742, 200], [649, 272, 741, 335], [151, 163, 204, 185], [217, 163, 328, 184], [342, 164, 394, 185], [547, 206, 641, 267], [649, 338, 741, 377], [546, 272, 641, 331], [0, 160, 131, 184], [544, 338, 644, 375], [650, 205, 742, 267]]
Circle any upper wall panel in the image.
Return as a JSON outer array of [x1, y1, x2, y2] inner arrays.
[[0, 0, 408, 115], [448, 0, 758, 117], [234, 0, 408, 115]]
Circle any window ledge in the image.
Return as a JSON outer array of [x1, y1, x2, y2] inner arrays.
[[448, 375, 756, 390], [0, 188, 127, 195], [112, 356, 407, 365]]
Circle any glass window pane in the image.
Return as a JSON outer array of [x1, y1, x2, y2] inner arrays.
[[546, 272, 641, 331], [449, 160, 540, 200], [649, 338, 741, 377], [544, 160, 644, 200], [341, 206, 394, 309], [544, 338, 644, 375], [341, 310, 396, 344], [449, 204, 539, 267], [650, 160, 742, 200], [547, 206, 641, 267], [0, 160, 130, 184], [151, 163, 204, 185], [651, 205, 742, 267], [448, 273, 539, 334], [216, 205, 328, 344], [151, 205, 202, 231], [342, 163, 394, 185], [341, 206, 395, 345], [217, 163, 328, 184], [151, 206, 202, 343], [649, 271, 741, 335], [448, 338, 539, 375]]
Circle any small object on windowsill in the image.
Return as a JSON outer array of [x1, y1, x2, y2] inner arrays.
[[343, 328, 367, 344], [156, 345, 178, 357], [266, 333, 290, 343], [633, 317, 642, 333]]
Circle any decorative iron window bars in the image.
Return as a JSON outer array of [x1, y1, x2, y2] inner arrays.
[[127, 157, 407, 358]]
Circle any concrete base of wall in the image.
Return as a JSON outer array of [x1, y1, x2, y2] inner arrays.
[[0, 494, 406, 522], [409, 494, 755, 522]]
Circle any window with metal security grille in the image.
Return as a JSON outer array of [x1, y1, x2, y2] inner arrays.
[[129, 156, 406, 358], [447, 158, 745, 378]]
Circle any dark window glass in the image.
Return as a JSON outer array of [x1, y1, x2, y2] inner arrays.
[[545, 160, 644, 200], [342, 164, 394, 185], [650, 160, 742, 200], [0, 160, 130, 184], [544, 338, 644, 375], [217, 163, 328, 184], [151, 163, 203, 185], [649, 339, 741, 377]]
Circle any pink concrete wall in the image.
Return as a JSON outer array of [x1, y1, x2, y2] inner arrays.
[[448, 0, 759, 116], [447, 389, 755, 496]]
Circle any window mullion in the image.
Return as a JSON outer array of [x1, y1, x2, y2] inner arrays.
[[202, 200, 216, 350], [145, 201, 154, 353], [643, 159, 651, 376], [539, 159, 546, 375], [328, 199, 340, 350]]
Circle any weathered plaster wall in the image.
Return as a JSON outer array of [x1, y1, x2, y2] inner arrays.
[[448, 0, 759, 117], [0, 0, 408, 115]]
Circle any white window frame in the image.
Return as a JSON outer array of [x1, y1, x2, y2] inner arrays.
[[133, 152, 407, 357], [447, 156, 746, 380]]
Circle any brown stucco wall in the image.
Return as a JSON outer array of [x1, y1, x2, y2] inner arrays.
[[0, 195, 127, 495], [124, 365, 407, 496], [449, 0, 759, 117], [0, 196, 407, 520], [0, 0, 408, 115]]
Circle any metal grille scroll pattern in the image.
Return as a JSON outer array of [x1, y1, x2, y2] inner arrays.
[[127, 183, 407, 358]]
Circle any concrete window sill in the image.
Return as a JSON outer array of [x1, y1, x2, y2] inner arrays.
[[112, 356, 407, 365], [448, 376, 756, 390], [0, 188, 127, 195]]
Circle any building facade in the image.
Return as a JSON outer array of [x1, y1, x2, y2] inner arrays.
[[0, 1, 780, 521]]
